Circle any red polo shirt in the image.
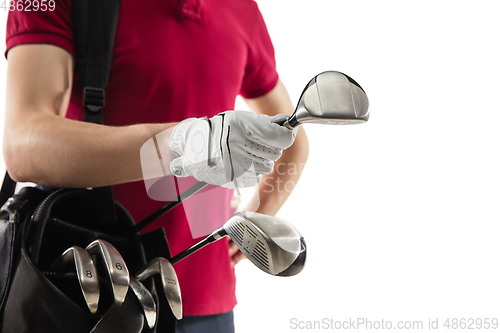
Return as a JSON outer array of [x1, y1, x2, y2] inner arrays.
[[6, 0, 278, 315]]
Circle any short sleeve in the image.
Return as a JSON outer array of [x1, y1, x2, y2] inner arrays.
[[5, 0, 74, 59], [239, 2, 279, 99]]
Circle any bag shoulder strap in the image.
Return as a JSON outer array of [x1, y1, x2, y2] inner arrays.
[[73, 0, 121, 223], [0, 172, 16, 207], [73, 0, 121, 125]]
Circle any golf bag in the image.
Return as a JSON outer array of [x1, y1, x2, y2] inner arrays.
[[0, 0, 177, 332]]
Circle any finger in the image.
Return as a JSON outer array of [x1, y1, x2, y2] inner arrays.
[[243, 139, 283, 161], [230, 195, 241, 213], [169, 157, 187, 177], [233, 112, 297, 149], [249, 158, 274, 175], [231, 169, 262, 189], [269, 114, 299, 138], [231, 251, 247, 267], [228, 240, 239, 257], [251, 114, 297, 149], [268, 113, 289, 125]]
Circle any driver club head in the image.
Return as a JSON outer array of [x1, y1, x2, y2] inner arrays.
[[86, 239, 130, 305], [136, 257, 182, 320], [223, 212, 306, 276], [51, 246, 100, 313], [284, 71, 369, 128]]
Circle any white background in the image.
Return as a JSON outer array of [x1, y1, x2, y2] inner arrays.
[[1, 1, 499, 332]]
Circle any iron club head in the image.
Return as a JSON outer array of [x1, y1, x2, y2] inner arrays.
[[222, 212, 306, 276], [283, 71, 369, 128], [86, 239, 130, 305], [51, 246, 100, 313], [129, 276, 157, 329], [135, 257, 182, 320]]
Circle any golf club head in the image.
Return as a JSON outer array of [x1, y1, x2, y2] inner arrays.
[[86, 239, 130, 305], [52, 246, 100, 313], [136, 257, 183, 320], [130, 276, 157, 329], [284, 71, 369, 128], [224, 212, 306, 276]]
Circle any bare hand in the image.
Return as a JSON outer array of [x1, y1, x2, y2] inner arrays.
[[229, 239, 246, 267], [228, 194, 246, 267]]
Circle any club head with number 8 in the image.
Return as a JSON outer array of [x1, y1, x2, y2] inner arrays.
[[51, 246, 100, 313]]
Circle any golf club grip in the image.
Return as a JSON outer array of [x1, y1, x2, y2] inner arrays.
[[170, 227, 227, 265]]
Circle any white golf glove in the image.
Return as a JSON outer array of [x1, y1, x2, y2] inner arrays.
[[169, 111, 297, 189]]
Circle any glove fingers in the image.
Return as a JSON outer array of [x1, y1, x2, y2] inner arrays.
[[223, 171, 261, 189], [268, 113, 289, 125], [242, 139, 283, 161], [248, 158, 274, 175], [236, 113, 297, 149]]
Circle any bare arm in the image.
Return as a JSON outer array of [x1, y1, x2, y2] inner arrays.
[[3, 44, 176, 188], [244, 79, 310, 216]]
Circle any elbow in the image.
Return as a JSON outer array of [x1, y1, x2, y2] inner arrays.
[[3, 136, 33, 183]]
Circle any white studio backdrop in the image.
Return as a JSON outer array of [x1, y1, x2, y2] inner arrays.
[[1, 1, 499, 332]]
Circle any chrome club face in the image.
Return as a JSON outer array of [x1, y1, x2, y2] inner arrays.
[[283, 71, 369, 128], [136, 257, 182, 320], [170, 212, 306, 277], [223, 212, 306, 276], [129, 276, 157, 329], [51, 246, 100, 313], [86, 239, 130, 305]]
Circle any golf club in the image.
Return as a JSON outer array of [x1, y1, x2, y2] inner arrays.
[[86, 239, 130, 305], [135, 257, 182, 320], [129, 276, 157, 329], [51, 246, 100, 313], [281, 70, 369, 128], [170, 211, 306, 277], [132, 70, 369, 234]]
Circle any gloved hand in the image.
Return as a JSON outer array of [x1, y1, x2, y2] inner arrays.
[[169, 111, 297, 189]]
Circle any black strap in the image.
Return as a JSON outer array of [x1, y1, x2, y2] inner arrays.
[[74, 0, 120, 125], [73, 0, 121, 223], [0, 172, 16, 207]]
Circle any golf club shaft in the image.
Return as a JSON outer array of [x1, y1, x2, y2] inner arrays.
[[131, 181, 208, 234], [170, 227, 227, 265]]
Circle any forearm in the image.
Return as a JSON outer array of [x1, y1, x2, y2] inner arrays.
[[243, 79, 310, 216], [247, 126, 309, 216], [4, 111, 176, 188]]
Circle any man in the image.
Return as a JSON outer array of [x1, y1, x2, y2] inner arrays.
[[4, 0, 309, 331]]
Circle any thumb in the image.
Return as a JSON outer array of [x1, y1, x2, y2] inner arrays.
[[169, 157, 188, 177], [268, 113, 289, 125]]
